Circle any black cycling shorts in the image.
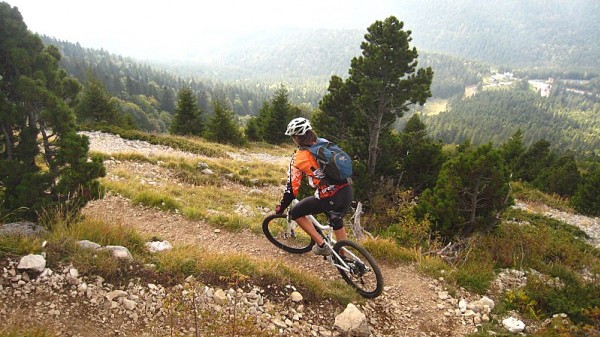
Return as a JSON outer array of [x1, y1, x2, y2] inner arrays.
[[288, 184, 353, 230]]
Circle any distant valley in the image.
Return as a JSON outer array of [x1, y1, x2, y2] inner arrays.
[[38, 0, 600, 156]]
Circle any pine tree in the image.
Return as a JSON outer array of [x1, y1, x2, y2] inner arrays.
[[0, 3, 105, 220], [535, 155, 581, 197], [204, 100, 245, 145], [263, 85, 297, 144], [329, 16, 434, 179], [245, 117, 262, 142], [571, 167, 600, 216], [397, 114, 444, 193], [499, 129, 526, 178], [314, 75, 358, 144], [75, 72, 123, 126], [416, 143, 511, 239], [516, 139, 554, 182], [170, 87, 203, 136]]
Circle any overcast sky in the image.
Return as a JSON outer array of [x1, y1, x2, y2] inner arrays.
[[8, 0, 400, 61]]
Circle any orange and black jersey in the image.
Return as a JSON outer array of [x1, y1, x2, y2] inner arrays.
[[278, 141, 348, 210]]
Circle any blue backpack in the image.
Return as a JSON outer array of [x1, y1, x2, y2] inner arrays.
[[305, 138, 353, 184]]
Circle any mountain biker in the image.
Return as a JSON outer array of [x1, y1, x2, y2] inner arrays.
[[275, 117, 353, 256]]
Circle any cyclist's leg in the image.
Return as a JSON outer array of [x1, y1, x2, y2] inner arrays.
[[289, 196, 330, 245], [326, 185, 353, 242]]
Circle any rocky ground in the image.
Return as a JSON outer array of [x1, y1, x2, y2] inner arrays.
[[1, 131, 598, 336]]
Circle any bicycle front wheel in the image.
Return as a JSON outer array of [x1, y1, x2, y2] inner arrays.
[[262, 213, 315, 254], [333, 239, 384, 298]]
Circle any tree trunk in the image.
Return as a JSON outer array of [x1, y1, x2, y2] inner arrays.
[[1, 123, 13, 160], [462, 176, 482, 237], [367, 113, 384, 178]]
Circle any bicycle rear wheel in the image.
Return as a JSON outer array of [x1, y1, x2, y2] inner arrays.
[[333, 239, 384, 298], [262, 213, 315, 254]]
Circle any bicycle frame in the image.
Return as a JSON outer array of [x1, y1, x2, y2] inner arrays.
[[303, 213, 364, 274], [288, 199, 367, 274], [264, 200, 383, 298]]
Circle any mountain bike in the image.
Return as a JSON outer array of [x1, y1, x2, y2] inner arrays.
[[262, 203, 384, 298]]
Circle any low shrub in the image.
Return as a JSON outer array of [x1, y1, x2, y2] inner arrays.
[[0, 235, 44, 259], [524, 273, 600, 325], [510, 181, 573, 212], [133, 190, 181, 211], [453, 258, 496, 294], [361, 237, 419, 264]]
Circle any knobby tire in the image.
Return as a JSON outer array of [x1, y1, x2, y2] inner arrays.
[[333, 239, 384, 298], [262, 213, 314, 253]]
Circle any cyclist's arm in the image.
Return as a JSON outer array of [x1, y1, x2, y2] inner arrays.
[[278, 181, 295, 212], [278, 153, 300, 211]]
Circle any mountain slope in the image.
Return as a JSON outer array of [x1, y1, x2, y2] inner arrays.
[[163, 0, 600, 81]]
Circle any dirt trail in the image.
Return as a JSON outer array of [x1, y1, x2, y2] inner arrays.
[[83, 170, 473, 336], [74, 131, 476, 336]]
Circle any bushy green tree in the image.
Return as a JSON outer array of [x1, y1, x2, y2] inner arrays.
[[516, 139, 554, 182], [571, 167, 600, 216], [244, 85, 299, 144], [75, 72, 124, 127], [499, 129, 526, 178], [312, 16, 433, 200], [313, 75, 359, 145], [396, 114, 444, 193], [263, 85, 298, 144], [535, 155, 581, 197], [204, 100, 245, 145], [170, 87, 203, 136], [416, 143, 511, 239], [329, 16, 433, 179], [245, 117, 262, 142], [0, 3, 105, 220]]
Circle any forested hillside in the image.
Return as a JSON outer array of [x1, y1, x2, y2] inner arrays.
[[421, 87, 600, 157], [41, 37, 279, 118], [159, 0, 599, 80], [42, 35, 490, 111], [395, 0, 600, 69], [38, 1, 600, 156]]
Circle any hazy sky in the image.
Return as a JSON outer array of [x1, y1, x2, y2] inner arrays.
[[8, 0, 399, 61]]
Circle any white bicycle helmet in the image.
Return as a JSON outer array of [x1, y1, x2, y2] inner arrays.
[[285, 117, 312, 136]]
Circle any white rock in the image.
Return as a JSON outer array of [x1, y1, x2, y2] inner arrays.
[[334, 303, 371, 337], [77, 283, 88, 293], [76, 240, 101, 250], [145, 241, 173, 253], [479, 296, 495, 310], [106, 290, 128, 301], [272, 318, 287, 329], [438, 291, 449, 300], [0, 222, 47, 236], [122, 298, 137, 310], [98, 246, 133, 261], [214, 289, 227, 305], [290, 291, 303, 302], [502, 317, 525, 333], [17, 254, 46, 273], [459, 299, 467, 312]]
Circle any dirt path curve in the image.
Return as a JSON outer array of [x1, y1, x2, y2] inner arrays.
[[80, 132, 474, 336], [83, 195, 473, 336]]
